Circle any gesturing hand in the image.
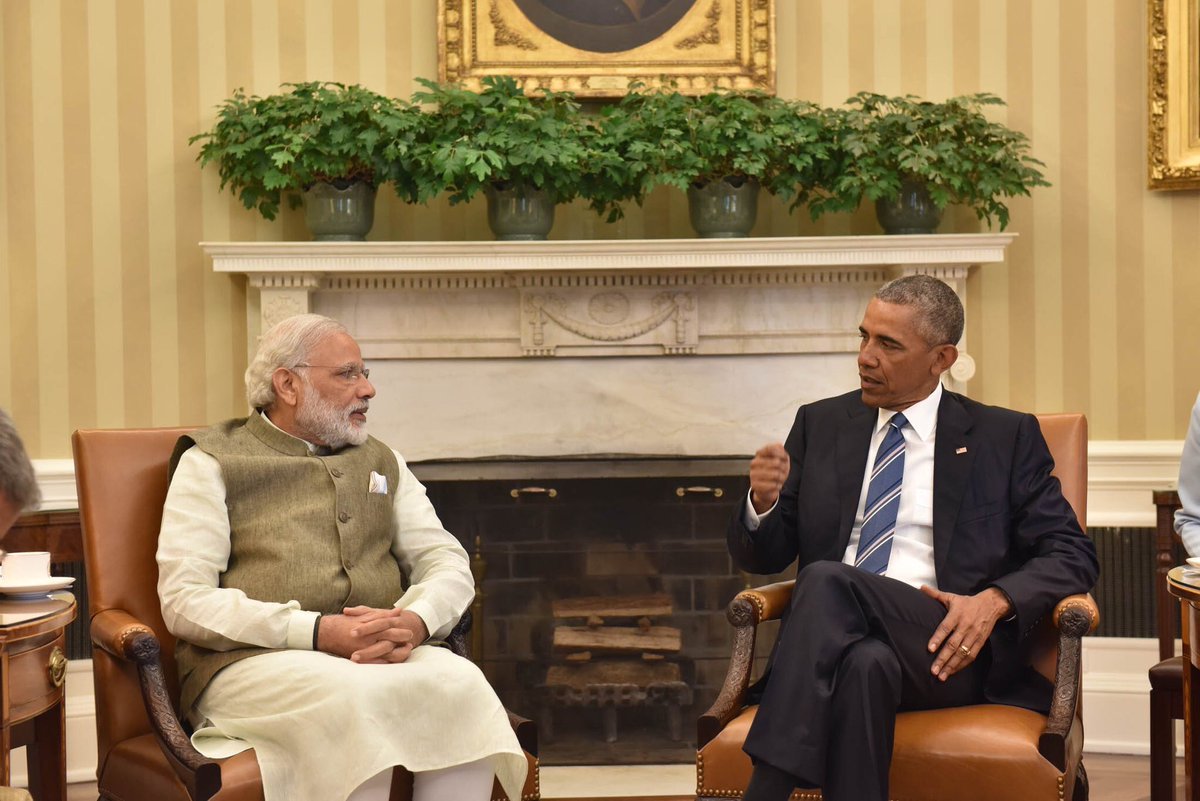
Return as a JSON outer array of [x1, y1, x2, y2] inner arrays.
[[317, 606, 428, 664], [749, 443, 790, 514], [920, 586, 1012, 681]]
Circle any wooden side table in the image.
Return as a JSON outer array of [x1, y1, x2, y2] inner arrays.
[[0, 592, 76, 801], [1169, 567, 1200, 801]]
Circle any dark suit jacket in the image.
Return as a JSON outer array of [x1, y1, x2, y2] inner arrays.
[[728, 389, 1099, 711]]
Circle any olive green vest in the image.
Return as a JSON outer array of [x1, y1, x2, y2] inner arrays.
[[170, 413, 404, 715]]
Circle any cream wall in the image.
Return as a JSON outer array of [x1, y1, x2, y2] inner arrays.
[[1, 0, 1197, 459]]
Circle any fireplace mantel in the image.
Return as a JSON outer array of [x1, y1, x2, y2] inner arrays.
[[206, 234, 1011, 380], [204, 234, 1014, 275], [205, 235, 1012, 460]]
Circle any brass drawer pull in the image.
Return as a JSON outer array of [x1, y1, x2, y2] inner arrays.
[[676, 486, 724, 498], [48, 646, 67, 688], [510, 487, 557, 499]]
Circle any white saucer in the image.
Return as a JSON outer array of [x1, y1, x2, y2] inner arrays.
[[1188, 557, 1200, 570], [0, 576, 75, 598]]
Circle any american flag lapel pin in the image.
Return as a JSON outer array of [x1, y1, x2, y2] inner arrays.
[[956, 446, 968, 454]]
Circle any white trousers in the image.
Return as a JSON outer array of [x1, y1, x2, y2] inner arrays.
[[347, 759, 495, 801]]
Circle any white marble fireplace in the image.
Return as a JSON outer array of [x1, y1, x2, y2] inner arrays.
[[205, 235, 1012, 462]]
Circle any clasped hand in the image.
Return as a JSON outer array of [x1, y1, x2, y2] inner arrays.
[[317, 606, 429, 664], [921, 585, 1012, 681]]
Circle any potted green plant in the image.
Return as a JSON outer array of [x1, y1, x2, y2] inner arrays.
[[191, 81, 418, 240], [400, 76, 593, 240], [814, 92, 1049, 233], [600, 88, 829, 237]]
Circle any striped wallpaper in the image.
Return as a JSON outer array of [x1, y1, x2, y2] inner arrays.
[[1, 0, 1197, 458]]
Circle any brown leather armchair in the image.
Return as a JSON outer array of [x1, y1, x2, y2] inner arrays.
[[73, 427, 540, 801], [695, 413, 1099, 801]]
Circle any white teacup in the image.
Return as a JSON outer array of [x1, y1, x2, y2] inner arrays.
[[2, 551, 51, 582]]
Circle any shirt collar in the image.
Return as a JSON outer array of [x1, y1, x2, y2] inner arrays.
[[875, 381, 942, 442], [260, 410, 323, 454]]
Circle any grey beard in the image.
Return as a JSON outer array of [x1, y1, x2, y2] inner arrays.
[[296, 387, 368, 450]]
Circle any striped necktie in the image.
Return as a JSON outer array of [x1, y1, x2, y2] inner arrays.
[[854, 412, 909, 575]]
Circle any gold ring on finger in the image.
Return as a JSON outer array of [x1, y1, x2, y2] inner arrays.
[[958, 644, 971, 658]]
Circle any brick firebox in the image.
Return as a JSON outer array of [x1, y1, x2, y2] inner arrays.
[[414, 457, 790, 765]]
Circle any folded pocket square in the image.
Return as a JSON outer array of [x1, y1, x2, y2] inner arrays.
[[368, 471, 389, 494]]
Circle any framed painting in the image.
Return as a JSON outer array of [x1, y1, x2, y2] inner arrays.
[[438, 0, 775, 97], [1148, 0, 1200, 188]]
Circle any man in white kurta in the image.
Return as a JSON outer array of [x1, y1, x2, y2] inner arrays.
[[157, 314, 526, 801]]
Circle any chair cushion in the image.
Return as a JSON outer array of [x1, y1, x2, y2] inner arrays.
[[99, 734, 263, 801], [697, 704, 1081, 801], [1150, 656, 1183, 691]]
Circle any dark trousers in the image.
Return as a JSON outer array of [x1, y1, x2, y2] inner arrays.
[[743, 561, 988, 801]]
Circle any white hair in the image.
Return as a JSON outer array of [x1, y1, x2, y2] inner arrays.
[[245, 314, 349, 411], [0, 407, 39, 513]]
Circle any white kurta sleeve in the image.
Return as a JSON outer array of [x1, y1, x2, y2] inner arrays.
[[157, 446, 320, 652], [388, 450, 475, 641]]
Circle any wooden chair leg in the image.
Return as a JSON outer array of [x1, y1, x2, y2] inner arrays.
[[1151, 686, 1178, 801], [1072, 761, 1089, 801]]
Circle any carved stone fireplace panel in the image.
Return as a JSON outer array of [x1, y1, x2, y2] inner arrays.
[[365, 353, 857, 462]]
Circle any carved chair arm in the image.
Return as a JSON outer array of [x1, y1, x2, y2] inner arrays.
[[698, 581, 796, 747], [507, 710, 539, 757], [90, 609, 222, 801], [91, 608, 158, 660], [1053, 593, 1100, 633], [737, 580, 796, 623], [1037, 593, 1099, 771]]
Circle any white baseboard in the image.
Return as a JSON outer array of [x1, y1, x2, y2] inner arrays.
[[1081, 637, 1173, 755], [4, 637, 1168, 786]]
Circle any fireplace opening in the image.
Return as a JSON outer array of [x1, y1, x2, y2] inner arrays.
[[416, 458, 792, 765]]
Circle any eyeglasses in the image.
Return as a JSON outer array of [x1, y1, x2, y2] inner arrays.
[[294, 363, 371, 383]]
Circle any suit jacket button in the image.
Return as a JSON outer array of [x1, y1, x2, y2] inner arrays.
[[339, 511, 350, 523], [331, 468, 344, 478]]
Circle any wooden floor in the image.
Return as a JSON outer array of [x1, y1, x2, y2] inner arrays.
[[60, 752, 1183, 801]]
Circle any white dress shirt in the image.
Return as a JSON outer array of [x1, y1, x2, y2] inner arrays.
[[746, 383, 943, 590]]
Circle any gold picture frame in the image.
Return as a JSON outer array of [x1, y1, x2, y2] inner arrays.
[[438, 0, 775, 98], [1148, 0, 1200, 188]]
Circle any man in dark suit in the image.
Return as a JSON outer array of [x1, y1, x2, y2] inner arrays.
[[729, 275, 1099, 801]]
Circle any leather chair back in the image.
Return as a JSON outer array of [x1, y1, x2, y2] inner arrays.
[[73, 427, 195, 771], [1029, 414, 1088, 684], [1036, 414, 1087, 526]]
